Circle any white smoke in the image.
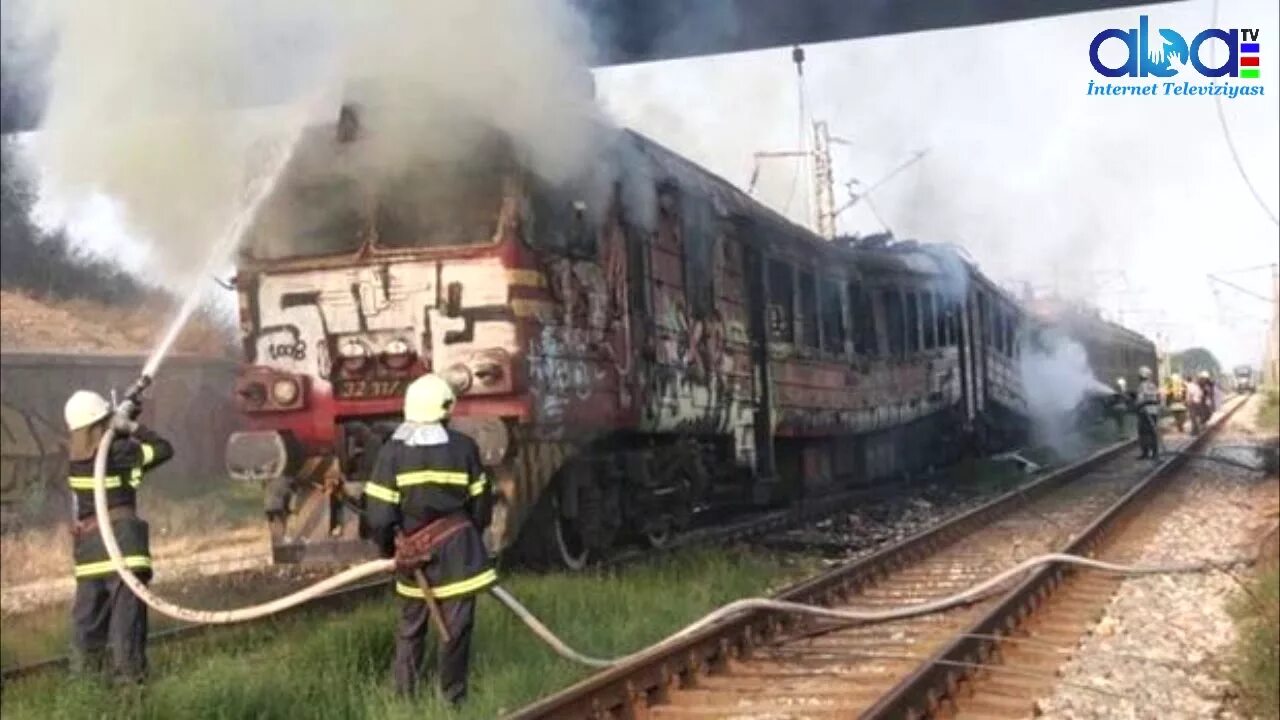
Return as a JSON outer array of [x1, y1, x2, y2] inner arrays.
[[1018, 330, 1115, 457], [22, 0, 605, 285]]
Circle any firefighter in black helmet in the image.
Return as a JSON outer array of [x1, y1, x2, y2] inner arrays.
[[365, 374, 495, 704], [63, 389, 173, 684]]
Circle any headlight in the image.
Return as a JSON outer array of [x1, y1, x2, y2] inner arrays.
[[271, 377, 300, 405], [472, 359, 505, 386], [238, 381, 267, 409], [440, 364, 473, 394], [383, 337, 414, 369], [339, 339, 369, 371]]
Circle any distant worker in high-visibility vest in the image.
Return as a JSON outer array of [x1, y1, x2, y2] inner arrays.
[[1134, 366, 1162, 459], [1164, 373, 1188, 433], [63, 390, 173, 684], [365, 374, 495, 704]]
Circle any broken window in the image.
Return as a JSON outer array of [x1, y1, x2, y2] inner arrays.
[[767, 259, 794, 343], [922, 292, 937, 349], [934, 294, 948, 347], [978, 293, 991, 347], [951, 300, 963, 347], [681, 191, 716, 320], [820, 278, 846, 354], [849, 281, 875, 356], [798, 270, 819, 349], [883, 289, 905, 356], [524, 172, 597, 258], [905, 291, 920, 353]]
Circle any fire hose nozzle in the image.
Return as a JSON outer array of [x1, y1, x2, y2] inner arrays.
[[124, 374, 153, 402]]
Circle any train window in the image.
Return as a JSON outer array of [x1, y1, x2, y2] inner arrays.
[[883, 289, 905, 356], [933, 293, 946, 347], [993, 307, 1003, 353], [682, 193, 716, 320], [378, 146, 511, 250], [820, 278, 846, 354], [922, 292, 937, 350], [905, 292, 920, 353], [767, 259, 795, 343], [849, 281, 875, 355], [978, 293, 991, 347], [798, 270, 819, 349], [951, 300, 963, 347]]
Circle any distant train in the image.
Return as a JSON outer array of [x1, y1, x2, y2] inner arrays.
[[224, 105, 1156, 568], [1233, 365, 1255, 393]]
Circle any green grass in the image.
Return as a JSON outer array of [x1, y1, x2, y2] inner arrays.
[[1256, 387, 1279, 436], [0, 548, 815, 720], [1229, 562, 1280, 720]]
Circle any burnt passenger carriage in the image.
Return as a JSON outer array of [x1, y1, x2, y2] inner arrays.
[[225, 106, 1125, 568]]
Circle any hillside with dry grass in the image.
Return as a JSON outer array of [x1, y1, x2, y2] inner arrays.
[[0, 290, 234, 357]]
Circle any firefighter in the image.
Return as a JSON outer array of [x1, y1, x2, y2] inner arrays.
[[63, 390, 173, 684], [1185, 373, 1205, 434], [1188, 370, 1214, 429], [1164, 372, 1188, 433], [1197, 370, 1217, 414], [1134, 366, 1161, 459], [1109, 377, 1130, 437], [365, 374, 495, 704]]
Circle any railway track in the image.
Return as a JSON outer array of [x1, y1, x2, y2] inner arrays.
[[506, 396, 1248, 720], [0, 465, 939, 682]]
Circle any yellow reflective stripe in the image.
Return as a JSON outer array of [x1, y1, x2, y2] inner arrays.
[[140, 443, 157, 465], [364, 482, 401, 504], [74, 555, 152, 578], [468, 475, 488, 497], [68, 476, 124, 490], [394, 568, 498, 599], [129, 467, 144, 489], [395, 470, 469, 488]]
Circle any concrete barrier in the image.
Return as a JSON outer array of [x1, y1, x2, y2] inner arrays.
[[0, 353, 239, 530]]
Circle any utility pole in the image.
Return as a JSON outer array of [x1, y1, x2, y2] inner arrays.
[[811, 120, 837, 239]]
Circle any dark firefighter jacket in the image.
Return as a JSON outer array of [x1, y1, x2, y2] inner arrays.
[[67, 426, 174, 580], [365, 427, 496, 600]]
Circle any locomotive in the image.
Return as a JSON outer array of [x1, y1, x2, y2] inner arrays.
[[224, 104, 1148, 567]]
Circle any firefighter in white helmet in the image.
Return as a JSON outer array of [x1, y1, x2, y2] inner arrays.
[[365, 373, 494, 704], [63, 389, 173, 684], [1109, 376, 1131, 437], [1134, 366, 1161, 459], [1193, 370, 1216, 426]]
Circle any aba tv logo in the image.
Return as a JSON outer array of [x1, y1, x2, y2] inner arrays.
[[1090, 16, 1261, 78]]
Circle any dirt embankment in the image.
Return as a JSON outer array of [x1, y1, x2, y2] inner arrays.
[[0, 290, 233, 356]]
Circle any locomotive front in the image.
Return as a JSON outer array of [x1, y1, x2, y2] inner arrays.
[[224, 110, 549, 562]]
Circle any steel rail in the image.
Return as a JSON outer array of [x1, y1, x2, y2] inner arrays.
[[503, 436, 1142, 720], [0, 469, 918, 682], [861, 394, 1249, 720]]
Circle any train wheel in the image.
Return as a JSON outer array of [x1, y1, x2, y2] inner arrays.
[[551, 495, 591, 571], [643, 519, 674, 550]]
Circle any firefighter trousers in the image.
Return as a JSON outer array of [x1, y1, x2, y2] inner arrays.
[[71, 573, 149, 683], [393, 594, 475, 703], [1137, 412, 1160, 458]]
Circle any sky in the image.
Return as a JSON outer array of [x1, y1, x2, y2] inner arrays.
[[22, 0, 1280, 369]]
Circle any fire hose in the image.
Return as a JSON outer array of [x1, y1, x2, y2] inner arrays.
[[87, 405, 1262, 667]]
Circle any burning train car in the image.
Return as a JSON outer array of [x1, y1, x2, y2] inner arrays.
[[224, 104, 1132, 568]]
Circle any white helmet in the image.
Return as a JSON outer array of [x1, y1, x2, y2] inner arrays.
[[403, 374, 455, 423], [1138, 366, 1152, 379], [1116, 377, 1127, 389], [64, 390, 111, 431]]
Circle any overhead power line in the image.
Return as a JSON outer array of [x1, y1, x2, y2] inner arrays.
[[1211, 0, 1280, 228]]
